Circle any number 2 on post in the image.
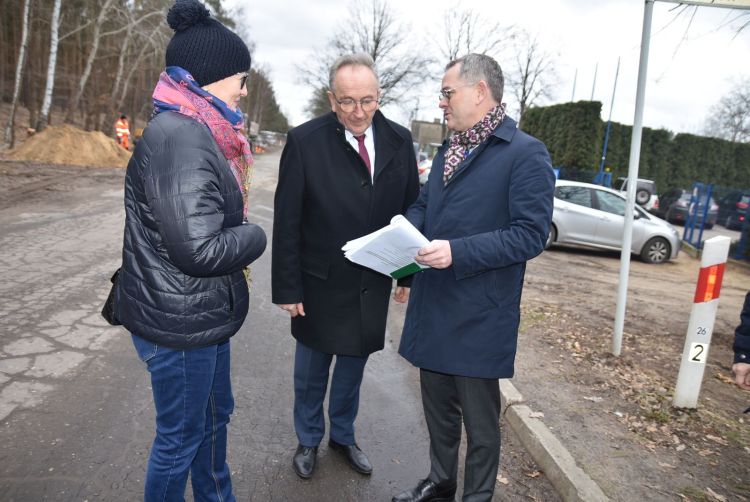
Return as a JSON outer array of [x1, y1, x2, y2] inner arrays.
[[689, 343, 707, 363]]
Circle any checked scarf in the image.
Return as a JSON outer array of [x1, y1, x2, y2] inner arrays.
[[443, 103, 506, 185], [152, 66, 253, 218]]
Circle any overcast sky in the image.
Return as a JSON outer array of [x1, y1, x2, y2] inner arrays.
[[227, 0, 750, 134]]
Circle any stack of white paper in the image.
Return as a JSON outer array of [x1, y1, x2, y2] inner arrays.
[[342, 215, 430, 279]]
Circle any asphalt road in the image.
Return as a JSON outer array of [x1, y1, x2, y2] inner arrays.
[[0, 153, 559, 501]]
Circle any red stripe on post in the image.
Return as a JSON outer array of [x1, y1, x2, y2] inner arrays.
[[693, 263, 726, 303]]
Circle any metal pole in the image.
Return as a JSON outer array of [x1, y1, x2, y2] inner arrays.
[[571, 69, 578, 101], [590, 62, 598, 101], [599, 57, 621, 173], [613, 0, 654, 356]]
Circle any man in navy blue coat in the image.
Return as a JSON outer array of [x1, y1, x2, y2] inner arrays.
[[393, 54, 555, 502]]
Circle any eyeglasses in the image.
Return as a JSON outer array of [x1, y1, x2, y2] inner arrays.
[[332, 94, 379, 113], [439, 83, 475, 102], [237, 72, 249, 89]]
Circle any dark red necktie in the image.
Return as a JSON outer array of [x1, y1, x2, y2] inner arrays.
[[354, 134, 372, 175]]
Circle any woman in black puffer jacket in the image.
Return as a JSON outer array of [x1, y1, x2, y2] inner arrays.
[[114, 1, 265, 500]]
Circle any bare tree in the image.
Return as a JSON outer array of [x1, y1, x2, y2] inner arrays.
[[67, 0, 164, 125], [243, 65, 288, 132], [506, 31, 558, 127], [3, 0, 32, 149], [107, 15, 135, 129], [226, 3, 256, 57], [735, 11, 750, 35], [204, 0, 236, 29], [246, 66, 272, 128], [0, 0, 268, 139], [102, 4, 165, 130], [36, 0, 62, 132], [64, 0, 117, 123], [115, 27, 170, 118], [438, 7, 515, 62], [704, 77, 750, 143], [299, 0, 432, 114], [306, 87, 331, 119]]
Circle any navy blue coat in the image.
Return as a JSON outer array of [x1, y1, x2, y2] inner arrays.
[[115, 112, 267, 349], [734, 291, 750, 364], [399, 116, 555, 379]]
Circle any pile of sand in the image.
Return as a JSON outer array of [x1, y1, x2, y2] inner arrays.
[[6, 124, 131, 167]]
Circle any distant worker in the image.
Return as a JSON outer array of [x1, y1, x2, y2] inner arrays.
[[732, 291, 750, 391], [115, 114, 131, 150]]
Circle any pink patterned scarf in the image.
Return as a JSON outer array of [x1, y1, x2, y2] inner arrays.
[[152, 69, 252, 217], [443, 103, 506, 185]]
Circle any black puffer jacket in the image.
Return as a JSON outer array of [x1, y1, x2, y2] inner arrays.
[[115, 111, 266, 349]]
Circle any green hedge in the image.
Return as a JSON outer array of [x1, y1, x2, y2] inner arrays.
[[522, 101, 750, 192]]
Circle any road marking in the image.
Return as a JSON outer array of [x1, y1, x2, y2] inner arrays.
[[254, 204, 274, 213]]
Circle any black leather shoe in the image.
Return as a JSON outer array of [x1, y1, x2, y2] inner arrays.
[[328, 439, 372, 474], [292, 444, 318, 479], [392, 478, 457, 502]]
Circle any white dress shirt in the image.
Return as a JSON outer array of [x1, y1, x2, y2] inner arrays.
[[345, 124, 375, 183]]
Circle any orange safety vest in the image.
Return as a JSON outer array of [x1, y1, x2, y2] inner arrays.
[[115, 119, 130, 139]]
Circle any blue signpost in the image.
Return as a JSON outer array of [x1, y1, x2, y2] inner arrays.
[[683, 182, 713, 249], [733, 204, 750, 260]]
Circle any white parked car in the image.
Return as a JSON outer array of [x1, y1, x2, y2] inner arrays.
[[547, 180, 681, 264], [615, 177, 659, 211]]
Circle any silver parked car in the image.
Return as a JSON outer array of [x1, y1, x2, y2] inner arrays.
[[546, 180, 681, 264]]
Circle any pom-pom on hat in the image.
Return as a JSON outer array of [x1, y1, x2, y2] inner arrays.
[[165, 0, 251, 87]]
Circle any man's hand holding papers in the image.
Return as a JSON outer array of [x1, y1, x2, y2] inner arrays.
[[414, 240, 452, 269], [342, 215, 430, 279]]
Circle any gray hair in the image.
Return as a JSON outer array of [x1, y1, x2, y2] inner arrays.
[[446, 54, 504, 102], [328, 53, 379, 91]]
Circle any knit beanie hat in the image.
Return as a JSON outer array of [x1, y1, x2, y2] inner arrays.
[[165, 0, 251, 87]]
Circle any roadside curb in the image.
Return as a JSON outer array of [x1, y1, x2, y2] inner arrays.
[[500, 380, 610, 502]]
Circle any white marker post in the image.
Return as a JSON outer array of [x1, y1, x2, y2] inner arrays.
[[673, 236, 731, 409]]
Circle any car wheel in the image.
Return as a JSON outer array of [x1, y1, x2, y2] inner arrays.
[[641, 237, 670, 264], [545, 225, 557, 250], [725, 215, 734, 230], [636, 189, 650, 205], [705, 223, 713, 229]]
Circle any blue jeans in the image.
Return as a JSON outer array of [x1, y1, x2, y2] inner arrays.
[[293, 341, 368, 447], [132, 335, 235, 502]]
